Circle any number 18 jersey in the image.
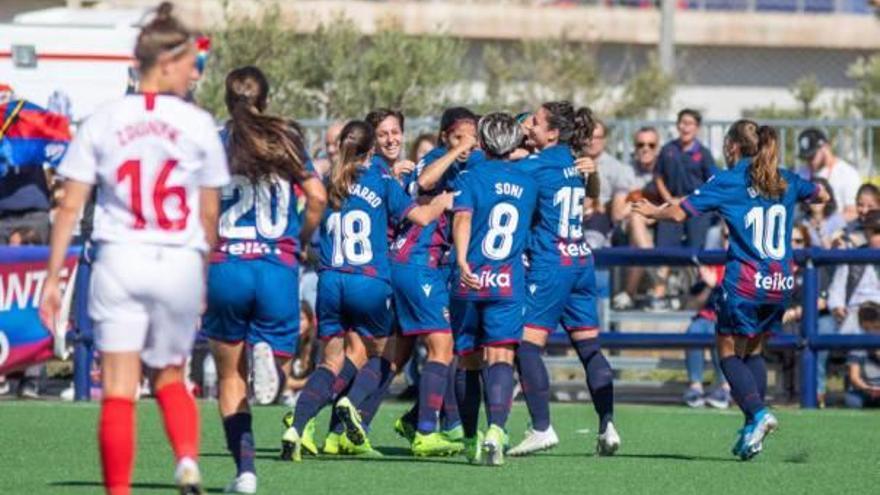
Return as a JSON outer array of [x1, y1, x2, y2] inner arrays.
[[452, 160, 538, 300], [58, 93, 230, 252], [681, 158, 818, 303], [318, 165, 415, 280]]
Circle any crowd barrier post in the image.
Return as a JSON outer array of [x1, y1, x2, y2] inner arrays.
[[799, 258, 819, 409]]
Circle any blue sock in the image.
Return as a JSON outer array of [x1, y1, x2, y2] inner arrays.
[[720, 356, 764, 421], [516, 341, 551, 431], [743, 354, 767, 401], [222, 412, 255, 475], [328, 358, 358, 435], [356, 357, 395, 428], [485, 363, 515, 429], [417, 361, 448, 434], [440, 362, 461, 431], [293, 367, 335, 433], [455, 368, 482, 438], [573, 338, 614, 434]]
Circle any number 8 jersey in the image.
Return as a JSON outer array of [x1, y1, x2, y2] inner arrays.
[[58, 93, 230, 252], [452, 159, 538, 300], [681, 158, 819, 303], [319, 165, 415, 280]]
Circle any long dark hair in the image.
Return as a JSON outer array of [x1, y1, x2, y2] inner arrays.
[[224, 66, 309, 184], [328, 121, 374, 210], [727, 119, 787, 199]]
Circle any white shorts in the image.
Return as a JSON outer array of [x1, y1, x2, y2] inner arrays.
[[89, 243, 204, 368]]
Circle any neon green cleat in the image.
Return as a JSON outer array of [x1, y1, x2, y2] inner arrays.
[[394, 416, 416, 443], [463, 431, 484, 465], [483, 425, 505, 467], [301, 418, 319, 456], [340, 431, 383, 457], [441, 425, 465, 443], [280, 427, 302, 462], [281, 410, 294, 429], [323, 432, 343, 455], [335, 397, 368, 446], [412, 432, 464, 457]]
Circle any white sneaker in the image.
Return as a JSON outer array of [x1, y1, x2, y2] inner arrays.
[[224, 472, 257, 494], [59, 384, 75, 401], [596, 422, 621, 456], [507, 425, 559, 456], [174, 457, 204, 494], [612, 292, 634, 310], [251, 342, 279, 406]]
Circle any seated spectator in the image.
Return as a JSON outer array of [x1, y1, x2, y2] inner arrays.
[[310, 120, 346, 178], [612, 126, 665, 309], [837, 183, 880, 248], [845, 303, 880, 409], [797, 128, 861, 222], [801, 177, 846, 249], [589, 119, 630, 226], [828, 209, 880, 335], [682, 263, 731, 409], [654, 108, 717, 250]]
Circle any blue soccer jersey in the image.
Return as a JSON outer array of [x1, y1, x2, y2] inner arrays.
[[391, 147, 484, 267], [213, 163, 316, 267], [681, 158, 819, 304], [522, 144, 593, 269], [452, 159, 538, 300], [318, 164, 415, 280]]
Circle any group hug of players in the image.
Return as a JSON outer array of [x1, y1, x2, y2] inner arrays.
[[37, 4, 831, 494]]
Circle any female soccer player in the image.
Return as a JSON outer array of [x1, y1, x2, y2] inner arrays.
[[202, 66, 326, 493], [508, 102, 620, 457], [452, 112, 538, 466], [634, 120, 829, 460], [366, 108, 416, 181], [280, 120, 451, 462], [39, 4, 229, 493]]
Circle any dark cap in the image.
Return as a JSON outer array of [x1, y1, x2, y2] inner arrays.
[[798, 128, 827, 160]]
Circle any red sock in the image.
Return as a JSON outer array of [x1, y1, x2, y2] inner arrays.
[[99, 397, 136, 495], [155, 381, 200, 461]]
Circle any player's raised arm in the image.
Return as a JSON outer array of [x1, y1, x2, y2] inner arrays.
[[418, 128, 477, 192]]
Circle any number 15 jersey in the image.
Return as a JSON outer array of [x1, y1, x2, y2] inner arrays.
[[681, 158, 818, 303], [58, 93, 230, 252]]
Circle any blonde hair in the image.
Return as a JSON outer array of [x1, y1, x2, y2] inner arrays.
[[134, 2, 192, 73], [727, 119, 787, 199]]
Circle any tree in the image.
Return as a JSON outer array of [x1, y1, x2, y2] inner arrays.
[[848, 54, 880, 119]]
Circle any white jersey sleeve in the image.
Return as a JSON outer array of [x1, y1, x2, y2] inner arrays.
[[57, 117, 99, 185]]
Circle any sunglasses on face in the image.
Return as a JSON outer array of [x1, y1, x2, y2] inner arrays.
[[636, 142, 657, 149]]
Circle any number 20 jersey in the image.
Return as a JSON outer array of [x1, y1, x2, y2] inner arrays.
[[58, 93, 230, 252], [452, 160, 538, 300], [681, 158, 819, 303]]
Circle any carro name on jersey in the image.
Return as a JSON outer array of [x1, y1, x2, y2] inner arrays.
[[557, 239, 592, 258], [116, 119, 180, 147], [754, 272, 795, 291], [348, 183, 383, 208], [495, 182, 524, 199]]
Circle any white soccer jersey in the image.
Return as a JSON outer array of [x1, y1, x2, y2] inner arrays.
[[58, 93, 230, 251]]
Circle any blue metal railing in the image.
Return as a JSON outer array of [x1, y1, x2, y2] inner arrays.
[[583, 247, 880, 408]]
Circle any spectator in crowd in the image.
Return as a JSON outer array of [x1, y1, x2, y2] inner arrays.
[[613, 126, 664, 309], [845, 302, 880, 408], [311, 120, 346, 178], [797, 128, 861, 222], [654, 109, 717, 249], [779, 225, 835, 405], [682, 235, 730, 409], [801, 178, 846, 249], [828, 209, 880, 335], [589, 119, 630, 224], [408, 132, 437, 163], [837, 183, 880, 247]]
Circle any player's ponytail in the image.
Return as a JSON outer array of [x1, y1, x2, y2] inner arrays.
[[570, 106, 596, 158], [225, 66, 309, 185], [728, 120, 787, 199], [135, 2, 193, 73], [540, 101, 576, 145], [329, 121, 374, 210]]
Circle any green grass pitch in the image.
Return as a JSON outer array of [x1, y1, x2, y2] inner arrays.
[[1, 401, 878, 494]]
